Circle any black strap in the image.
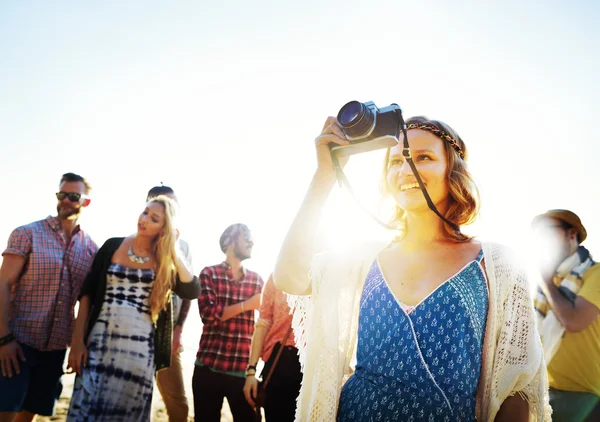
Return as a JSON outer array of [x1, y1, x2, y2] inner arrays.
[[261, 326, 294, 390], [330, 110, 460, 233], [394, 110, 460, 232], [252, 326, 295, 418]]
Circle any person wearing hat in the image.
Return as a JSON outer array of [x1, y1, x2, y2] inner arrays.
[[192, 224, 263, 422], [532, 209, 600, 421]]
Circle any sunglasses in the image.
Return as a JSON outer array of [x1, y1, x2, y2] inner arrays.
[[56, 191, 87, 202]]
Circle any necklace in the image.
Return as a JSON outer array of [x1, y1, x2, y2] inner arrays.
[[128, 244, 151, 264]]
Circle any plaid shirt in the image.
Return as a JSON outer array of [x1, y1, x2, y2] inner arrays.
[[3, 216, 97, 351], [196, 262, 264, 373]]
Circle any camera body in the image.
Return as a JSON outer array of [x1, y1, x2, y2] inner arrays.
[[331, 101, 401, 158]]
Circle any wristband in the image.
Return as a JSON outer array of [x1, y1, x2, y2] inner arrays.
[[240, 301, 245, 313], [0, 333, 16, 347]]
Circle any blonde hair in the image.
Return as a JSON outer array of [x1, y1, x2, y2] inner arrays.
[[147, 195, 179, 322], [381, 116, 480, 242]]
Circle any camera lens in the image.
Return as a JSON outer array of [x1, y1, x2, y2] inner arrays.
[[338, 101, 362, 125], [337, 101, 375, 139]]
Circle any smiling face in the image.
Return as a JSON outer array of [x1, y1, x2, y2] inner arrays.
[[385, 129, 450, 214], [137, 201, 166, 239]]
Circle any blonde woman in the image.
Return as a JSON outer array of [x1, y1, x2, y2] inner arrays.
[[66, 195, 199, 422], [275, 115, 551, 421]]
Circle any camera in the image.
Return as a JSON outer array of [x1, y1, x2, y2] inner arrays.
[[331, 101, 401, 158]]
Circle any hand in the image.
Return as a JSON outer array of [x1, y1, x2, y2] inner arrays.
[[67, 339, 88, 375], [536, 262, 556, 289], [0, 340, 25, 378], [243, 374, 259, 406], [315, 116, 350, 180], [172, 327, 183, 355]]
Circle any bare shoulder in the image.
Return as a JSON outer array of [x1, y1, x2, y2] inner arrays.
[[113, 235, 135, 255], [458, 238, 483, 258], [435, 238, 482, 265]]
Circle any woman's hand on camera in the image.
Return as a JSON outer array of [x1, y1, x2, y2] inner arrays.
[[314, 116, 350, 180]]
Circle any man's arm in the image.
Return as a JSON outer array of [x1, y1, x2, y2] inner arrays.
[[218, 294, 261, 322], [0, 254, 27, 377], [0, 255, 25, 337], [198, 269, 261, 324], [243, 324, 268, 406], [541, 278, 600, 333]]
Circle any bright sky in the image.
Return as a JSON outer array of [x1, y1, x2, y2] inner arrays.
[[1, 1, 599, 349]]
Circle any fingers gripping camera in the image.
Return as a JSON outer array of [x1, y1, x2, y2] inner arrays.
[[331, 101, 402, 158]]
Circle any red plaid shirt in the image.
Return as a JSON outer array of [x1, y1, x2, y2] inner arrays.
[[196, 262, 264, 373], [3, 216, 97, 351]]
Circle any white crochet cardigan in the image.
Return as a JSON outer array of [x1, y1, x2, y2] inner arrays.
[[283, 242, 551, 421]]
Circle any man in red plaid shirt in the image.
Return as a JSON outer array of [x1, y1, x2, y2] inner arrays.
[[0, 173, 97, 422], [193, 223, 264, 422]]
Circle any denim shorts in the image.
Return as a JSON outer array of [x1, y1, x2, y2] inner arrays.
[[0, 342, 66, 416]]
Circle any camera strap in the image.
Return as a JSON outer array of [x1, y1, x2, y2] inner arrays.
[[330, 110, 460, 233], [394, 110, 460, 232]]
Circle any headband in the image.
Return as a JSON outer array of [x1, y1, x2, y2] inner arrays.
[[406, 123, 465, 159]]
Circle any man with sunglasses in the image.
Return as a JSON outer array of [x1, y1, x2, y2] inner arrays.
[[0, 172, 97, 422], [532, 209, 600, 421]]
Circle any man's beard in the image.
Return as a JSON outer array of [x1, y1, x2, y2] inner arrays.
[[234, 244, 250, 261], [57, 205, 81, 220]]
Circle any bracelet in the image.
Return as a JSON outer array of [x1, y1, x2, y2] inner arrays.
[[245, 371, 256, 377], [0, 333, 16, 347], [240, 301, 245, 313], [247, 364, 257, 371]]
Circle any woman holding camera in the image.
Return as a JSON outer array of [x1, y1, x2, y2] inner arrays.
[[66, 195, 200, 422], [274, 114, 551, 421]]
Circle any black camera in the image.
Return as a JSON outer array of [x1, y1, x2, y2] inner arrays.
[[331, 101, 401, 157]]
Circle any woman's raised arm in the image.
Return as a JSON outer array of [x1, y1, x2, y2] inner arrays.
[[274, 117, 349, 295]]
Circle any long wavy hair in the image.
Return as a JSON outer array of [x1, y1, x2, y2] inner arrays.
[[148, 195, 179, 322], [380, 116, 480, 242]]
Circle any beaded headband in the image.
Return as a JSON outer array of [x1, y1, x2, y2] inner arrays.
[[406, 123, 465, 159]]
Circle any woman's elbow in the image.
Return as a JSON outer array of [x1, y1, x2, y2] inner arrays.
[[273, 268, 310, 296], [176, 277, 201, 299]]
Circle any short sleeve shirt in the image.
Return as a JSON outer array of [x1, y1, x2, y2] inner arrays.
[[3, 216, 97, 351], [548, 263, 600, 395]]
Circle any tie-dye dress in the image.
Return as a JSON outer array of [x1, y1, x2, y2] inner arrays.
[[68, 263, 156, 422], [338, 250, 488, 422]]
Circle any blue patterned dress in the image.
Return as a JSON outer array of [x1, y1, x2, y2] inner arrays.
[[67, 264, 156, 422], [338, 250, 488, 422]]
